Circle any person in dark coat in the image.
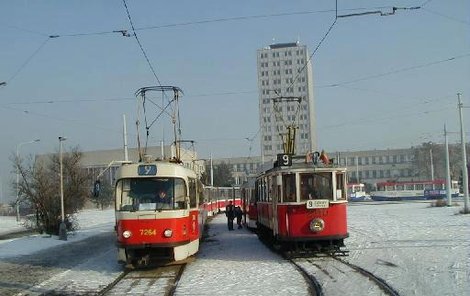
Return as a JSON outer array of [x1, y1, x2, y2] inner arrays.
[[234, 206, 243, 229], [225, 201, 235, 230]]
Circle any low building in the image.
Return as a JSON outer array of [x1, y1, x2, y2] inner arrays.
[[37, 145, 204, 187]]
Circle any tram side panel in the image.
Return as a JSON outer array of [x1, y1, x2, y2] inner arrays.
[[275, 203, 348, 240]]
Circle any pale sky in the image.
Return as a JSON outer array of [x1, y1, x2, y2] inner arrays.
[[1, 0, 469, 201]]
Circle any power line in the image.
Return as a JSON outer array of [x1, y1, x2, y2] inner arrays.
[[33, 6, 405, 39], [422, 8, 470, 26], [7, 38, 50, 83], [121, 0, 163, 87], [319, 53, 470, 88], [337, 5, 420, 18], [1, 97, 135, 106], [0, 21, 49, 37]]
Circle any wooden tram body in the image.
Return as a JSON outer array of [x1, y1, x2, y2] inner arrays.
[[114, 160, 205, 266], [256, 154, 349, 253]]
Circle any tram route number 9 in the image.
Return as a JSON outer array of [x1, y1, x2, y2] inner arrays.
[[276, 154, 292, 167], [140, 229, 157, 236], [306, 199, 329, 209]]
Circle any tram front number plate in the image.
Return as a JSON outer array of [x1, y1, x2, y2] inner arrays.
[[306, 199, 329, 209]]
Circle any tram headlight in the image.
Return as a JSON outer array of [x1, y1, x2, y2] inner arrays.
[[309, 218, 325, 232], [122, 230, 132, 239], [163, 229, 173, 238]]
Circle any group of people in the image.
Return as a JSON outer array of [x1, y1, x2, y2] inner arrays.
[[225, 201, 243, 231]]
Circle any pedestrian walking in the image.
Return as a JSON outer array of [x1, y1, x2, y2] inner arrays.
[[235, 206, 243, 229], [225, 201, 235, 230]]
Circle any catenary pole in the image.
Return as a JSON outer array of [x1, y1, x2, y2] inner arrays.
[[444, 124, 452, 206], [59, 136, 67, 240], [457, 93, 469, 213]]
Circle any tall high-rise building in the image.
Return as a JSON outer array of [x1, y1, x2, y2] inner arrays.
[[257, 42, 317, 161]]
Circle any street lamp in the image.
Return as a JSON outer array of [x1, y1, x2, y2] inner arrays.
[[16, 139, 40, 222], [429, 144, 434, 181], [58, 136, 67, 240]]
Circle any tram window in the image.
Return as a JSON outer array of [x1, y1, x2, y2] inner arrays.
[[416, 184, 424, 190], [424, 184, 433, 190], [283, 174, 296, 202], [272, 175, 279, 202], [406, 184, 414, 190], [396, 185, 404, 191], [300, 173, 333, 201], [189, 178, 197, 208], [336, 173, 346, 200], [197, 180, 205, 205], [174, 179, 187, 209], [267, 177, 273, 202]]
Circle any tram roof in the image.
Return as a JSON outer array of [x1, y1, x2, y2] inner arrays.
[[115, 160, 197, 179], [259, 162, 347, 176]]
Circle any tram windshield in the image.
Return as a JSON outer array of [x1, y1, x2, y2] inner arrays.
[[116, 177, 187, 211], [299, 172, 333, 201]]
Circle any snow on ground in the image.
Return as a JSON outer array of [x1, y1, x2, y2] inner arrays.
[[175, 215, 309, 296], [0, 216, 26, 236], [0, 203, 469, 295], [0, 209, 115, 258], [345, 202, 469, 296]]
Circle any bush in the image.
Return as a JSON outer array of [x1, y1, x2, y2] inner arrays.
[[431, 199, 447, 207]]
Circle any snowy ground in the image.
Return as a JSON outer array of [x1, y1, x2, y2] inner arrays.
[[345, 201, 469, 296], [0, 202, 468, 295], [0, 209, 115, 258]]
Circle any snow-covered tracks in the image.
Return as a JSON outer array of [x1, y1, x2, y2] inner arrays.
[[291, 256, 400, 296], [99, 264, 186, 296]]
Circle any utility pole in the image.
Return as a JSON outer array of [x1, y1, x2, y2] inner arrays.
[[457, 93, 469, 213], [444, 124, 452, 206], [430, 146, 434, 181], [59, 136, 67, 240]]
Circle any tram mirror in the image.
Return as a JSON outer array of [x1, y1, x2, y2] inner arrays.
[[93, 180, 101, 197]]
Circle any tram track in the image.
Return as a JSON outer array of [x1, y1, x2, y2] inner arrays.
[[98, 263, 187, 296], [290, 256, 400, 296]]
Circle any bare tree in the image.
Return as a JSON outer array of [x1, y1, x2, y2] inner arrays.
[[213, 162, 234, 187], [412, 142, 469, 181], [89, 180, 114, 210], [13, 146, 91, 235]]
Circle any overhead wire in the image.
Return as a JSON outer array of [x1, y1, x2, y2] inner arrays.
[[421, 8, 470, 26], [0, 21, 49, 37], [6, 38, 50, 84], [121, 0, 162, 87], [319, 53, 470, 88]]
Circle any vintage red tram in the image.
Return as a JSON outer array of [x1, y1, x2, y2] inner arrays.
[[241, 178, 257, 229], [255, 153, 348, 254], [114, 160, 206, 266]]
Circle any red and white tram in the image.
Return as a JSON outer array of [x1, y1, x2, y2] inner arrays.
[[114, 159, 205, 267], [256, 153, 349, 254], [241, 178, 257, 229], [203, 186, 241, 215]]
